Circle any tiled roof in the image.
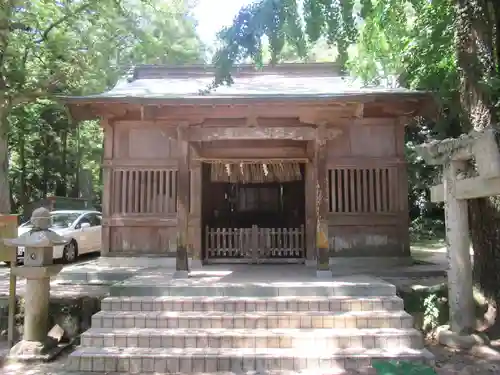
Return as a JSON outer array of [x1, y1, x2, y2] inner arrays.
[[63, 63, 427, 102]]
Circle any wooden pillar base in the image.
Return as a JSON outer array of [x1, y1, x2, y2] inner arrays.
[[176, 244, 189, 272], [316, 220, 329, 270]]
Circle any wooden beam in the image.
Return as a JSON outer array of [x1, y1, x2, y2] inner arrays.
[[187, 126, 342, 142], [113, 117, 399, 129], [196, 146, 308, 160], [354, 103, 364, 118], [430, 184, 444, 202], [431, 176, 500, 202], [143, 102, 358, 120], [195, 157, 310, 162]]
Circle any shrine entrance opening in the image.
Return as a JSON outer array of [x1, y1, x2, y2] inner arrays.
[[201, 161, 306, 263]]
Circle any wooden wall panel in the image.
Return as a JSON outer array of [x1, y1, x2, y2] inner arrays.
[[114, 128, 130, 158], [110, 226, 178, 254], [128, 128, 178, 159], [327, 127, 350, 157], [327, 225, 401, 256], [350, 125, 396, 157]]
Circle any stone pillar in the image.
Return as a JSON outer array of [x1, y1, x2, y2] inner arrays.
[[175, 125, 190, 277], [24, 276, 50, 342], [444, 160, 475, 334], [315, 129, 330, 277], [3, 207, 66, 361]]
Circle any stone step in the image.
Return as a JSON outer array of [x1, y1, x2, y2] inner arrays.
[[100, 295, 404, 313], [68, 346, 433, 373], [109, 280, 396, 298], [91, 310, 413, 330], [80, 327, 424, 349]]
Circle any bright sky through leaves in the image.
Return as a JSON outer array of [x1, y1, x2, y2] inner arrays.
[[193, 0, 255, 46]]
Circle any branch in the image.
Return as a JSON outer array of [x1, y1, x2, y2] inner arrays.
[[35, 1, 93, 43], [11, 91, 53, 106]]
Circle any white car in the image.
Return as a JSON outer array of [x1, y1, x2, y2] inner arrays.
[[16, 210, 102, 263]]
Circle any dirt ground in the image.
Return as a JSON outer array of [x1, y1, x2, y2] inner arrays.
[[429, 343, 500, 375]]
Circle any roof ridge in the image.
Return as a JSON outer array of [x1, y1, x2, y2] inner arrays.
[[132, 62, 344, 80]]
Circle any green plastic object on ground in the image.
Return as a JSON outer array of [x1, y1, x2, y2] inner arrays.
[[372, 360, 437, 375]]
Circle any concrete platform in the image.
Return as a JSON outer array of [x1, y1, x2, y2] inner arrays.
[[108, 265, 398, 297]]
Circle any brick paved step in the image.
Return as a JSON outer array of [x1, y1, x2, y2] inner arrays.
[[109, 281, 396, 298], [80, 327, 424, 349], [68, 346, 433, 373], [91, 310, 413, 330], [100, 296, 404, 313]]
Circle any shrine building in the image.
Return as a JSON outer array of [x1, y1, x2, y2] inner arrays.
[[62, 63, 433, 267]]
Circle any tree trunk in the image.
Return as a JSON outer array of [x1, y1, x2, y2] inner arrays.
[[55, 130, 68, 196], [456, 0, 500, 329], [19, 119, 28, 212], [0, 101, 11, 214]]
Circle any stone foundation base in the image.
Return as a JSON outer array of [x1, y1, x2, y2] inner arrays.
[[8, 340, 47, 361], [173, 270, 190, 279], [316, 270, 331, 278], [190, 259, 203, 269]]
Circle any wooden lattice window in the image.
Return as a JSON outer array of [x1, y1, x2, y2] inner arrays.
[[328, 167, 398, 213], [112, 169, 178, 214]]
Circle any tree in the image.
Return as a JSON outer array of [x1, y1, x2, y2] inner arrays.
[[211, 0, 500, 321], [0, 0, 205, 214], [454, 0, 500, 319]]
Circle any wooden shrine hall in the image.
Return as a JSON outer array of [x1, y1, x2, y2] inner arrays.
[[62, 63, 433, 270]]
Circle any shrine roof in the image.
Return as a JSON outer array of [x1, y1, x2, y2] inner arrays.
[[62, 63, 430, 104]]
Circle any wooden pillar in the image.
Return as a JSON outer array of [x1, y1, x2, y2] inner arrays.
[[176, 125, 190, 275], [398, 163, 411, 256], [190, 158, 202, 267], [305, 149, 317, 265], [315, 127, 330, 277], [396, 118, 410, 256], [444, 160, 474, 334], [101, 118, 113, 256]]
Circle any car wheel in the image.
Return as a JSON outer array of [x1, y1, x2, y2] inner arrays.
[[62, 240, 78, 264]]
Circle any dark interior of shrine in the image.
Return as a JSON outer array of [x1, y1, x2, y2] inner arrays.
[[201, 162, 305, 231]]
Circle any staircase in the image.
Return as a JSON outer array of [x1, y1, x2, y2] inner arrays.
[[67, 276, 433, 374]]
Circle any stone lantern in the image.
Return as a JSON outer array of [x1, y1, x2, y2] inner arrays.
[[3, 207, 69, 360]]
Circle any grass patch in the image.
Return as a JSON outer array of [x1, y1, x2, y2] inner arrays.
[[410, 237, 446, 261], [411, 237, 446, 251]]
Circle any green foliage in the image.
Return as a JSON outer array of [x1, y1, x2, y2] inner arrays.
[[398, 284, 449, 333], [1, 0, 205, 214], [210, 0, 358, 87], [372, 360, 437, 375]]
